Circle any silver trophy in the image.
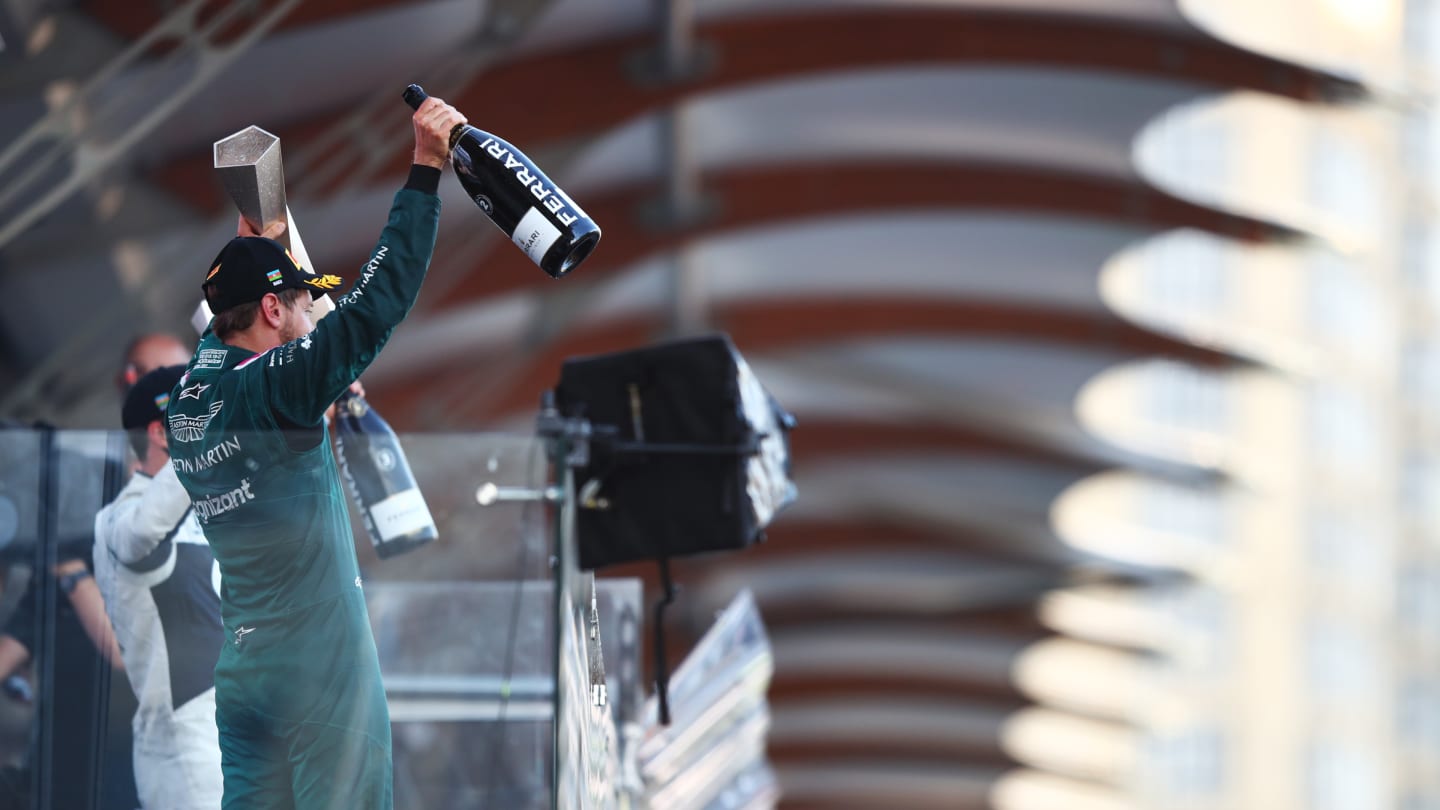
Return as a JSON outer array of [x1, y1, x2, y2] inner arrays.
[[192, 126, 334, 333]]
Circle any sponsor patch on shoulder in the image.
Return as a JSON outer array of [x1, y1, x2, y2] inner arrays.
[[195, 349, 227, 370]]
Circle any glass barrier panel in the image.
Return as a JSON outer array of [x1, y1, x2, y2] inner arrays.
[[0, 427, 635, 810]]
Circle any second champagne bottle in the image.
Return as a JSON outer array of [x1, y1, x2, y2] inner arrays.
[[404, 83, 601, 279], [333, 389, 438, 560]]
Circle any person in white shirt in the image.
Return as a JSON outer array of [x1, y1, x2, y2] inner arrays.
[[94, 365, 224, 810]]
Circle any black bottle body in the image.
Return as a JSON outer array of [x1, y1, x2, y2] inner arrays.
[[403, 84, 600, 278], [334, 391, 438, 559], [452, 127, 601, 278]]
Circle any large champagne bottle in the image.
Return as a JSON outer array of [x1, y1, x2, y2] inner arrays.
[[334, 390, 438, 559], [403, 83, 601, 279]]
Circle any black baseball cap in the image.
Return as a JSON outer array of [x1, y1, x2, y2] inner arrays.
[[202, 237, 328, 314], [122, 365, 186, 431]]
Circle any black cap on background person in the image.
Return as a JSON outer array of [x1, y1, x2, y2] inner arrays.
[[122, 365, 185, 458]]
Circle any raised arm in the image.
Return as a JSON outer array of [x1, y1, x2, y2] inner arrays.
[[251, 96, 466, 427]]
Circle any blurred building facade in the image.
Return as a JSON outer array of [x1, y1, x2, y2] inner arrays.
[[0, 1, 1438, 808]]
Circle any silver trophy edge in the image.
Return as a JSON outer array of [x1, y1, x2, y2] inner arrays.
[[195, 126, 333, 332]]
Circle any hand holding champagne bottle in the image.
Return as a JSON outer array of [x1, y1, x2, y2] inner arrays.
[[403, 83, 601, 278], [409, 92, 467, 170]]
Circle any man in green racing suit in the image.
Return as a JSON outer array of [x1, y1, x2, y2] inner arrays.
[[165, 95, 465, 810]]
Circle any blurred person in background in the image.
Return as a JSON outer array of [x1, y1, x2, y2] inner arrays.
[[0, 330, 185, 682], [0, 424, 136, 810], [0, 330, 191, 808], [0, 562, 122, 679], [165, 94, 463, 810], [95, 365, 224, 810], [117, 334, 193, 395]]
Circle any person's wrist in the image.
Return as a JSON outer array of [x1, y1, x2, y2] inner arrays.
[[52, 559, 86, 577], [57, 569, 91, 596]]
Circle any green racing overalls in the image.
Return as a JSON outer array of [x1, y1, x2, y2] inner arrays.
[[166, 176, 439, 810]]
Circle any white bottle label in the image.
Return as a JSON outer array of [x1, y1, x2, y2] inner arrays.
[[512, 206, 563, 265], [369, 488, 434, 542]]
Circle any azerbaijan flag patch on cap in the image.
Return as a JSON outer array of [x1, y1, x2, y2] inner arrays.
[[266, 268, 283, 286]]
